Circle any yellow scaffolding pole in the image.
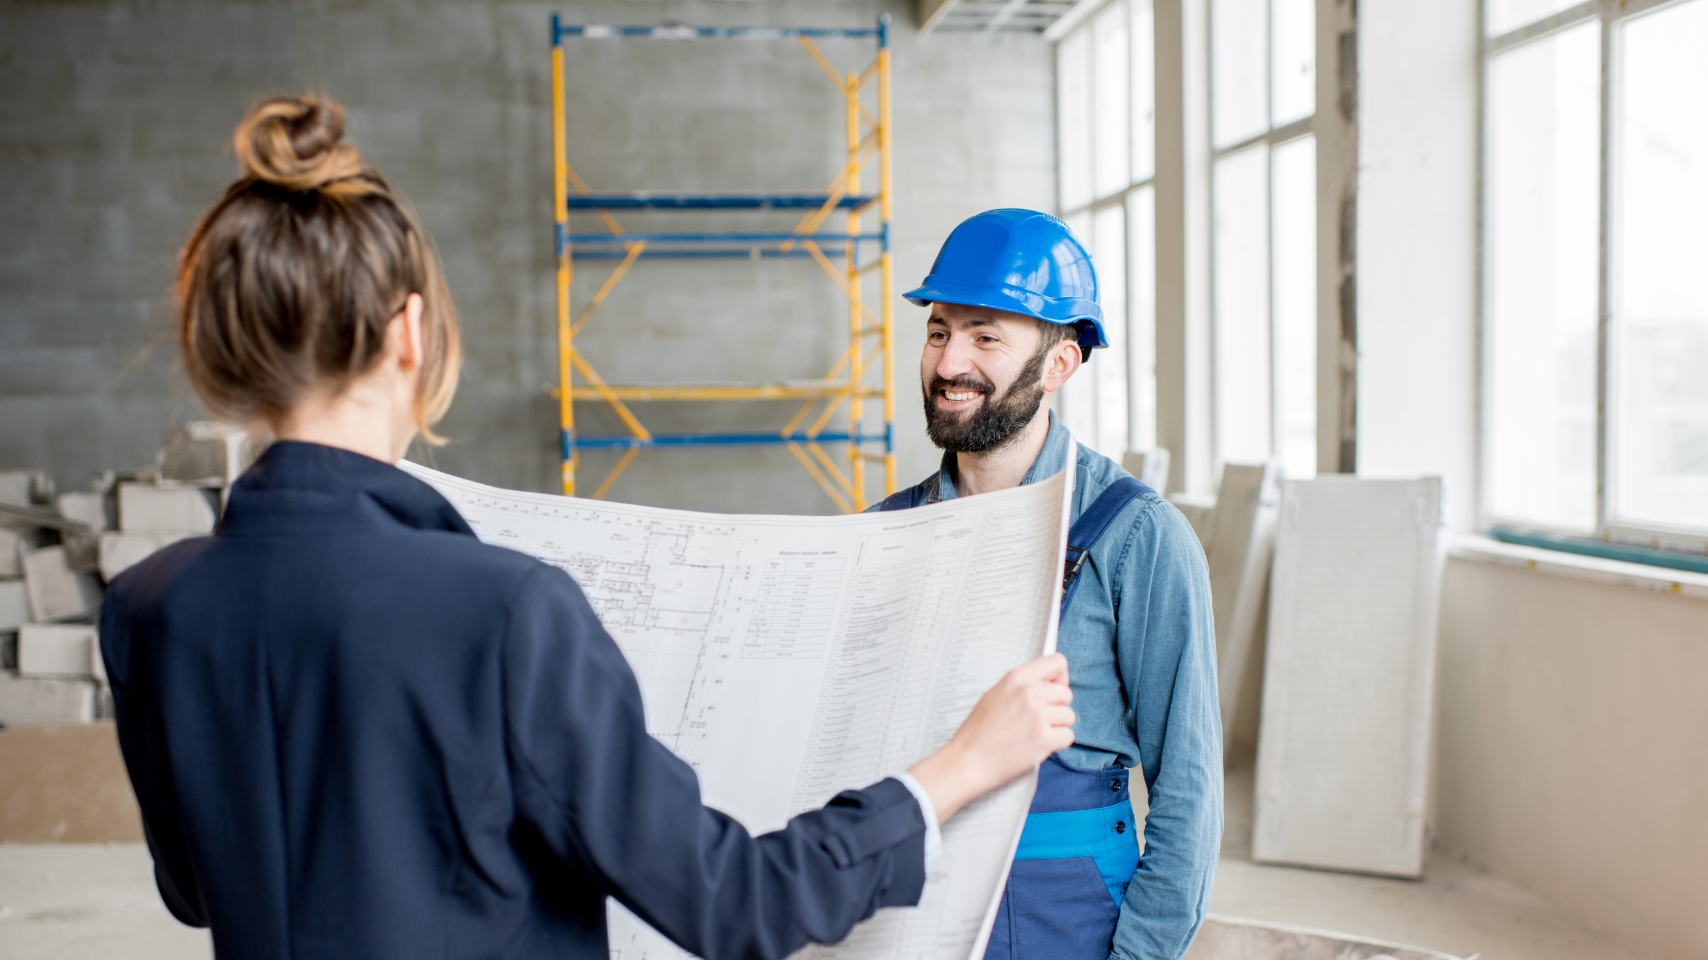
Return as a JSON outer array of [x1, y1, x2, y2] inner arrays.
[[552, 40, 575, 495]]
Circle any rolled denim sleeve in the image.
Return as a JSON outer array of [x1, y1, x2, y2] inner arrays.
[[1110, 501, 1223, 960]]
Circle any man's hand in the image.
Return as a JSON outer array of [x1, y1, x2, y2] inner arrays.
[[906, 653, 1074, 824]]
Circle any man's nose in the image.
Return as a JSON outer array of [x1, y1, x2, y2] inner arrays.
[[933, 334, 977, 380]]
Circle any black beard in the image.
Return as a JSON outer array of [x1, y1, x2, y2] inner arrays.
[[921, 347, 1048, 454]]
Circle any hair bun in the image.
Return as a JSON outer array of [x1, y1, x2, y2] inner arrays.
[[234, 95, 363, 193]]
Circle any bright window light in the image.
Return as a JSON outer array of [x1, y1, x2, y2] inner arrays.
[[1130, 0, 1156, 185], [1094, 2, 1132, 200], [1058, 29, 1094, 212], [1609, 0, 1708, 531], [1272, 135, 1316, 478], [1485, 21, 1600, 532], [1213, 144, 1273, 465], [1092, 204, 1132, 458], [1211, 0, 1269, 149], [1488, 0, 1583, 38], [1270, 0, 1314, 127], [1128, 186, 1158, 452]]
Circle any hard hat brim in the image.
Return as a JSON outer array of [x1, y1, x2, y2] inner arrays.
[[903, 279, 1110, 350]]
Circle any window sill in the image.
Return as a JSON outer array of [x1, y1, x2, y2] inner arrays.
[[1449, 535, 1708, 600]]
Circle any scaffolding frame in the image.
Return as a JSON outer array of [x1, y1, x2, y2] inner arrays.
[[549, 15, 896, 512]]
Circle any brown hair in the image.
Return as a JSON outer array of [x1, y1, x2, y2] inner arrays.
[[176, 94, 462, 444]]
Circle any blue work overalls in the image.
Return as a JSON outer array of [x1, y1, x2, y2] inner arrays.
[[880, 474, 1150, 960]]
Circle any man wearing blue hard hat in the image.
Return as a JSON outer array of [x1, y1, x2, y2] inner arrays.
[[876, 209, 1222, 960]]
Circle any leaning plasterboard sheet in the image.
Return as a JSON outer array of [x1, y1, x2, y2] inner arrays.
[[401, 458, 1075, 960], [1204, 463, 1279, 753], [1252, 477, 1446, 878]]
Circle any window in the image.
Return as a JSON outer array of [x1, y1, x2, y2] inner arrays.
[[1208, 0, 1317, 479], [1055, 0, 1156, 461], [1483, 0, 1708, 551]]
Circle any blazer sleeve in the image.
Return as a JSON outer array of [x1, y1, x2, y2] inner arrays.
[[500, 564, 928, 960], [100, 587, 209, 929]]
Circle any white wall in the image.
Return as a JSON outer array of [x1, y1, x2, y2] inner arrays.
[[1436, 557, 1708, 959], [1354, 0, 1479, 531]]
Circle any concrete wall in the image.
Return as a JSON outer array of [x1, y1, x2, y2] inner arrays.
[[1435, 559, 1708, 960], [0, 0, 1054, 513]]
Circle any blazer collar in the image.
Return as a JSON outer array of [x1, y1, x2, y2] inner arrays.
[[218, 441, 475, 538]]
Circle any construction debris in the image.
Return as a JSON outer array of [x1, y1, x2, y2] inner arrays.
[[0, 469, 53, 509], [98, 531, 193, 582], [117, 482, 218, 534], [22, 545, 103, 622], [18, 623, 99, 679], [0, 421, 261, 728], [0, 579, 30, 633], [158, 420, 259, 486]]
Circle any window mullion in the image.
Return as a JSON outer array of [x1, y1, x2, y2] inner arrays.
[[1594, 5, 1612, 537]]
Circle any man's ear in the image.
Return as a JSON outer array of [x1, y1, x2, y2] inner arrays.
[[1040, 336, 1083, 394]]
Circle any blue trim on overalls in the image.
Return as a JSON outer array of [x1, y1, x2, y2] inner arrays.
[[879, 467, 1151, 959], [1014, 756, 1140, 904]]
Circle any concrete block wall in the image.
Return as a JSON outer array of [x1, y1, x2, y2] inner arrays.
[[0, 0, 1055, 513]]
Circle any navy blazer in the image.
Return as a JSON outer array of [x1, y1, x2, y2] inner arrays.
[[101, 441, 926, 959]]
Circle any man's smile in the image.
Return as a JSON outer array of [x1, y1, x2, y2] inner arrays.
[[938, 387, 985, 411]]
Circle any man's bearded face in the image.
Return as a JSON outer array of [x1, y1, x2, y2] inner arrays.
[[921, 339, 1050, 454]]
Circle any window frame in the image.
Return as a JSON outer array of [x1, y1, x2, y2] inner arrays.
[[1479, 0, 1708, 562]]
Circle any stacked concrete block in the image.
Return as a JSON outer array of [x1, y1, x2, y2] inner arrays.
[[98, 480, 218, 582], [21, 546, 103, 622], [0, 671, 97, 726], [17, 623, 98, 679], [0, 523, 54, 578], [158, 421, 258, 486], [0, 470, 54, 509], [0, 427, 253, 728], [0, 579, 29, 633], [117, 482, 218, 534], [98, 531, 193, 581]]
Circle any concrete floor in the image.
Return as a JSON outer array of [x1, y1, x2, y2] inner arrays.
[[0, 768, 1656, 960], [1211, 765, 1654, 960]]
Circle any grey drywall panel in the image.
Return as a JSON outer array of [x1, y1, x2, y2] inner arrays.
[[1253, 476, 1446, 878]]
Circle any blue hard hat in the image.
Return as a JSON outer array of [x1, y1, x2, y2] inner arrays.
[[903, 208, 1107, 352]]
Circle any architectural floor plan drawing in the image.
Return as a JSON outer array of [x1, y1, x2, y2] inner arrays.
[[399, 460, 1074, 960]]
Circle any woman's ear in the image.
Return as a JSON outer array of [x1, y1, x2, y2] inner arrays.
[[390, 293, 426, 373]]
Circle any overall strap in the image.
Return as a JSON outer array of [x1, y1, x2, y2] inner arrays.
[[1061, 476, 1151, 617]]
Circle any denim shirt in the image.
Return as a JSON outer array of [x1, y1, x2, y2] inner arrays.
[[884, 413, 1223, 960]]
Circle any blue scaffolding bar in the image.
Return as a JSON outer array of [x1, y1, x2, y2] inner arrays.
[[572, 429, 892, 450], [564, 193, 877, 210], [569, 248, 857, 260], [554, 24, 880, 41]]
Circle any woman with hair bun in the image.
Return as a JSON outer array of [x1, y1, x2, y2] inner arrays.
[[100, 95, 1075, 960]]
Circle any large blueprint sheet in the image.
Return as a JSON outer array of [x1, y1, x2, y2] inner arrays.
[[399, 461, 1074, 960]]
